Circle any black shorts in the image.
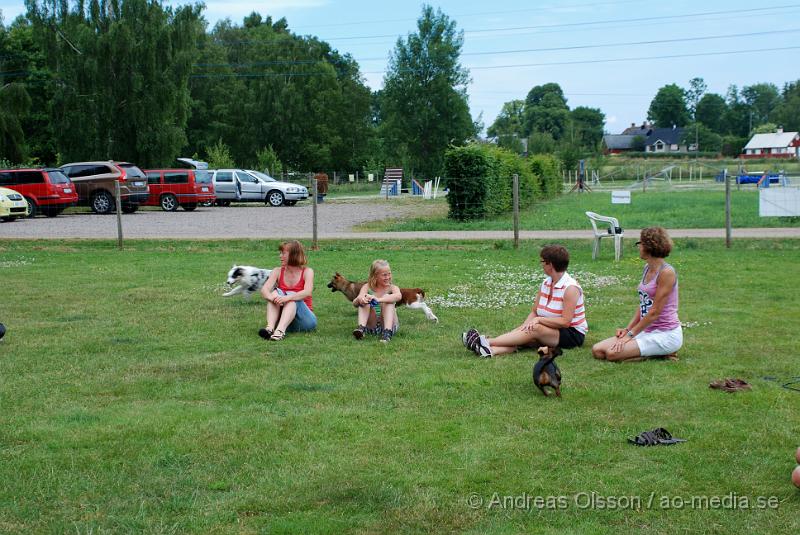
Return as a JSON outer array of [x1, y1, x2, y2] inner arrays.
[[558, 327, 585, 349]]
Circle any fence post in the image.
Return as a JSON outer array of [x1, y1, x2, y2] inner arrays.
[[312, 179, 319, 251], [114, 181, 123, 250], [724, 169, 731, 248], [512, 174, 520, 250]]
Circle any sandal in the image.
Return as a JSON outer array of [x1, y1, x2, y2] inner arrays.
[[258, 327, 273, 340], [709, 378, 751, 392], [269, 329, 285, 341], [627, 427, 686, 446]]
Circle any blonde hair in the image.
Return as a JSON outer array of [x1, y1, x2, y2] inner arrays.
[[368, 259, 391, 289], [278, 240, 307, 267]]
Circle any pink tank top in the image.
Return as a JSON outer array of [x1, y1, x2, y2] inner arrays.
[[638, 263, 679, 332], [279, 267, 313, 310]]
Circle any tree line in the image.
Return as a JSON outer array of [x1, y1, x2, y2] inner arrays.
[[489, 76, 800, 160], [1, 1, 475, 178]]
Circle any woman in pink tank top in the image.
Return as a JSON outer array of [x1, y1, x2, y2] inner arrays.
[[258, 240, 316, 341], [592, 227, 683, 362]]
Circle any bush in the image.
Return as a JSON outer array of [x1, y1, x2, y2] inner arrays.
[[528, 154, 561, 199], [443, 144, 538, 220], [256, 146, 283, 176], [206, 139, 236, 169]]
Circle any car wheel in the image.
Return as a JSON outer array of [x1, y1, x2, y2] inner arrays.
[[91, 191, 114, 214], [24, 197, 38, 218], [122, 204, 138, 214], [160, 194, 178, 212], [285, 200, 297, 207], [182, 203, 197, 211], [266, 190, 285, 207]]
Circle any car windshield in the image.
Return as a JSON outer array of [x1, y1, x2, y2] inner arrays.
[[195, 170, 211, 184], [47, 170, 70, 184], [119, 164, 146, 179], [249, 171, 276, 183]]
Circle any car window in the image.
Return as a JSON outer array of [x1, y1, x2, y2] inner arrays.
[[46, 170, 70, 184], [0, 172, 16, 186], [15, 171, 45, 184], [195, 170, 211, 184], [215, 171, 233, 183], [250, 171, 276, 183], [164, 172, 189, 184], [118, 163, 145, 179], [236, 171, 255, 183], [146, 172, 162, 185]]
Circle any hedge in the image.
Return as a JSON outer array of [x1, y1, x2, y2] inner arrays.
[[443, 145, 559, 220]]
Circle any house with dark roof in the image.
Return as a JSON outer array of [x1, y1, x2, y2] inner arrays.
[[603, 123, 691, 155], [741, 127, 800, 159]]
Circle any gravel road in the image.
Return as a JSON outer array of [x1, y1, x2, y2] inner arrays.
[[2, 198, 799, 240], [0, 199, 421, 239]]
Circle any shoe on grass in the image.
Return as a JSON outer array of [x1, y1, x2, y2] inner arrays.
[[353, 325, 366, 340], [258, 327, 273, 340], [474, 335, 492, 358]]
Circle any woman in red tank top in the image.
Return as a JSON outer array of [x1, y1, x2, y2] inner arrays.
[[258, 240, 316, 341]]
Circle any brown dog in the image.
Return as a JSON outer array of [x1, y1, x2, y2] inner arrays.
[[533, 346, 563, 398], [326, 272, 438, 322]]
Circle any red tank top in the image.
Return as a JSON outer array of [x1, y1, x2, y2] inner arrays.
[[278, 267, 313, 310]]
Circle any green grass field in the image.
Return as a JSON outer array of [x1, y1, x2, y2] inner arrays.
[[358, 187, 800, 232], [1, 238, 798, 533]]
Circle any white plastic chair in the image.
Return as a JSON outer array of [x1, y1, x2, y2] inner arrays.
[[585, 211, 624, 261]]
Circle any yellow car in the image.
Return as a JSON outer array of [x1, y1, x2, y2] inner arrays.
[[0, 186, 29, 222]]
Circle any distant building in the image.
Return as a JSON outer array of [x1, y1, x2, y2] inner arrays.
[[741, 127, 800, 159], [603, 123, 691, 155]]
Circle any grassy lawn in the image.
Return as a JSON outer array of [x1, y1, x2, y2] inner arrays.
[[1, 239, 798, 533], [358, 187, 800, 232]]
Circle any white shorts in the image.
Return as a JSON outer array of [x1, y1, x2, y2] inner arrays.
[[635, 326, 683, 357]]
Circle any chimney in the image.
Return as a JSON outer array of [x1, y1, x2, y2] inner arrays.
[[777, 125, 784, 134]]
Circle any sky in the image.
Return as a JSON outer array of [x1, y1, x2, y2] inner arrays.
[[2, 0, 799, 133]]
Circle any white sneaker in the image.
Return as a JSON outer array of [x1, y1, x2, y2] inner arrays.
[[474, 335, 492, 358]]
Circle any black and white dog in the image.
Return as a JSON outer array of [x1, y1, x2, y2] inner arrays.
[[223, 265, 272, 299]]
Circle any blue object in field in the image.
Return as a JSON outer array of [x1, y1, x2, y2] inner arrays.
[[716, 172, 785, 185], [411, 179, 423, 195]]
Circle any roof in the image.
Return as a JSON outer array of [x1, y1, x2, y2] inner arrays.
[[744, 131, 799, 150], [603, 135, 636, 149], [645, 127, 684, 146]]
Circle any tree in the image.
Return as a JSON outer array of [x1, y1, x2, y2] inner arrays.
[[522, 83, 569, 139], [647, 84, 690, 127], [685, 77, 707, 118], [380, 5, 475, 178], [695, 93, 727, 133], [0, 20, 32, 162], [772, 80, 800, 131], [680, 123, 721, 153], [742, 82, 780, 127], [570, 106, 605, 148], [25, 0, 205, 166], [721, 85, 750, 137], [631, 135, 646, 152], [487, 100, 524, 139]]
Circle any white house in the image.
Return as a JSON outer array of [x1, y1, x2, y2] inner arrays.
[[742, 127, 800, 159]]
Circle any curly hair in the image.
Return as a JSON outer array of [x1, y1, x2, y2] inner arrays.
[[639, 227, 673, 258], [540, 244, 570, 272]]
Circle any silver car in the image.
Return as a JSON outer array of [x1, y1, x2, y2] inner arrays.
[[211, 169, 309, 207]]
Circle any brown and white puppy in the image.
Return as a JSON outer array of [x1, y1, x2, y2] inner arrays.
[[533, 346, 563, 398], [326, 272, 438, 322]]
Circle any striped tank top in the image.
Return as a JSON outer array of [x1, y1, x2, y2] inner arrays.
[[535, 272, 588, 334]]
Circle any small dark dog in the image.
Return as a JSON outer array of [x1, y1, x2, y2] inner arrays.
[[326, 272, 438, 322], [533, 346, 563, 397]]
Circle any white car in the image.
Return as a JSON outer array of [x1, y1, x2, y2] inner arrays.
[[210, 169, 309, 207], [0, 187, 29, 222]]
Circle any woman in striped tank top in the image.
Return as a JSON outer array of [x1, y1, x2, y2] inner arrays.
[[592, 227, 682, 362], [463, 245, 588, 358]]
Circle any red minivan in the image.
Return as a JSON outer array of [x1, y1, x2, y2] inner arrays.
[[0, 168, 79, 217], [141, 168, 215, 211]]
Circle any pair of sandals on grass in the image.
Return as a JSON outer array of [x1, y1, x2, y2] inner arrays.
[[258, 327, 285, 341]]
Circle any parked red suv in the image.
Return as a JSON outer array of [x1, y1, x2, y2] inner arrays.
[[0, 168, 79, 217], [141, 168, 215, 211]]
